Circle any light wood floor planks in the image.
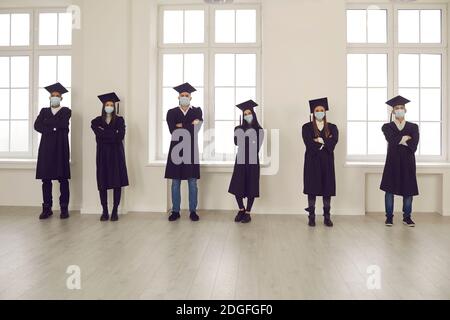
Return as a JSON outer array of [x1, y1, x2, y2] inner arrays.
[[1, 207, 450, 300]]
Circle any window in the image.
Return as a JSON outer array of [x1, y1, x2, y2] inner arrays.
[[346, 4, 447, 160], [158, 4, 261, 161], [0, 8, 72, 158]]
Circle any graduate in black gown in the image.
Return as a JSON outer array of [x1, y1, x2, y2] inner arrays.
[[91, 92, 129, 222], [34, 83, 71, 220], [228, 100, 264, 224], [302, 98, 339, 227], [380, 95, 419, 227], [165, 83, 203, 222]]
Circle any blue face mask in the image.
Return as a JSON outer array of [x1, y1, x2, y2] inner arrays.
[[314, 111, 325, 121], [179, 96, 191, 107], [104, 106, 114, 114], [394, 110, 406, 119], [244, 114, 254, 124], [50, 96, 61, 107]]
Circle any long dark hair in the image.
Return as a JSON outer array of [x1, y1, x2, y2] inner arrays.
[[311, 114, 331, 138], [241, 109, 262, 130], [101, 102, 118, 123]]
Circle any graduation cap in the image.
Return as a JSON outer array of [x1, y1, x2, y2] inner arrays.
[[236, 100, 258, 112], [173, 82, 197, 94], [386, 95, 410, 107], [45, 82, 68, 95], [309, 97, 329, 113], [98, 92, 121, 114]]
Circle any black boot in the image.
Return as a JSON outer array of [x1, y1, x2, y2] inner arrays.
[[100, 204, 109, 221], [39, 204, 53, 220], [305, 207, 316, 227], [190, 211, 200, 222], [168, 211, 180, 222], [234, 210, 246, 222], [324, 207, 333, 227], [241, 213, 251, 224], [60, 205, 69, 219], [110, 206, 119, 222]]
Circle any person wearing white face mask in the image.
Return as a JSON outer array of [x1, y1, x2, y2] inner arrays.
[[381, 95, 420, 227], [165, 82, 203, 222], [34, 82, 71, 220], [91, 92, 129, 222], [302, 98, 339, 228]]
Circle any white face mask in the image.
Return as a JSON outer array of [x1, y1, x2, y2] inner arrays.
[[179, 96, 191, 107], [50, 96, 61, 107], [244, 114, 254, 124], [394, 109, 406, 119], [104, 106, 114, 114]]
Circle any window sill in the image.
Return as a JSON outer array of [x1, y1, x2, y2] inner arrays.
[[0, 159, 37, 170], [345, 161, 450, 169], [147, 160, 272, 173]]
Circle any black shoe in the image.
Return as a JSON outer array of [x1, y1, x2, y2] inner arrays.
[[169, 212, 180, 222], [385, 216, 394, 227], [241, 213, 251, 224], [324, 217, 333, 227], [39, 204, 53, 220], [403, 217, 415, 227], [100, 205, 109, 221], [60, 207, 69, 219], [190, 211, 200, 222], [110, 207, 119, 222], [308, 215, 316, 227], [235, 210, 245, 222]]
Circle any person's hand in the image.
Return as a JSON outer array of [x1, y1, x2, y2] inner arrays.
[[405, 135, 412, 141], [192, 119, 200, 125], [314, 137, 324, 144], [98, 126, 105, 131], [176, 123, 183, 128]]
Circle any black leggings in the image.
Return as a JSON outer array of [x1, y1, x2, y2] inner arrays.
[[308, 195, 331, 209], [235, 196, 255, 212], [99, 188, 122, 208]]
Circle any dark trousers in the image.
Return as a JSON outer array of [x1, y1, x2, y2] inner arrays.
[[307, 195, 331, 216], [385, 192, 413, 219], [99, 188, 122, 209], [235, 196, 255, 212], [42, 179, 70, 207]]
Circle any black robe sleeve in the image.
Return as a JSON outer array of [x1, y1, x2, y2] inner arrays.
[[115, 117, 126, 142], [405, 123, 420, 153], [43, 109, 71, 130], [324, 124, 339, 153], [382, 123, 403, 146], [302, 123, 322, 155], [166, 109, 178, 134], [91, 118, 116, 144], [34, 109, 52, 134]]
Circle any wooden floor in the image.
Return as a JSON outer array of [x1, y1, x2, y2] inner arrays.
[[1, 208, 450, 300]]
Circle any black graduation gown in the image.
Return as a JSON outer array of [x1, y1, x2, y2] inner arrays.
[[302, 122, 339, 197], [91, 116, 129, 191], [380, 121, 419, 196], [34, 107, 71, 180], [228, 125, 264, 198], [164, 106, 203, 180]]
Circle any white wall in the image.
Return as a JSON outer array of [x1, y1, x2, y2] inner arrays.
[[0, 0, 449, 216]]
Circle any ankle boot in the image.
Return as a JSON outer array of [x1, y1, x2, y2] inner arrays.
[[60, 205, 69, 219], [305, 207, 316, 227], [39, 204, 53, 220], [324, 207, 333, 227], [100, 204, 109, 221], [110, 206, 119, 222]]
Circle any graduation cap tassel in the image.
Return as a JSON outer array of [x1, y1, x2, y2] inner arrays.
[[117, 102, 120, 115]]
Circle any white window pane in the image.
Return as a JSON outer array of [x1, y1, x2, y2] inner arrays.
[[347, 88, 367, 121], [399, 54, 419, 87], [367, 10, 387, 43], [347, 10, 366, 43], [347, 122, 367, 155], [39, 13, 58, 45], [10, 120, 28, 152], [58, 12, 72, 45], [215, 10, 235, 43], [190, 87, 203, 108], [184, 54, 204, 87], [63, 90, 71, 108], [236, 87, 256, 106], [10, 89, 28, 119], [398, 10, 419, 43], [10, 56, 29, 88], [163, 54, 183, 87], [215, 88, 235, 121], [0, 89, 9, 119], [162, 87, 176, 117], [236, 54, 256, 87], [39, 88, 49, 110], [215, 121, 235, 154], [398, 88, 419, 121], [0, 57, 9, 87], [215, 54, 235, 86], [420, 122, 441, 155], [420, 89, 441, 122], [163, 10, 183, 44], [368, 54, 387, 87], [421, 10, 441, 43], [421, 54, 441, 88], [368, 88, 388, 121], [236, 10, 256, 43], [11, 14, 29, 46], [57, 56, 72, 87], [347, 54, 367, 87], [0, 14, 10, 46], [0, 121, 9, 151], [184, 10, 204, 43], [39, 56, 57, 87], [368, 122, 386, 155], [162, 121, 170, 154]]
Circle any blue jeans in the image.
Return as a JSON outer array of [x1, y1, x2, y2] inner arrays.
[[171, 179, 198, 213], [385, 192, 413, 219]]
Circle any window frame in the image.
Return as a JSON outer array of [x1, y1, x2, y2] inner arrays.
[[156, 3, 262, 162], [346, 3, 448, 162]]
